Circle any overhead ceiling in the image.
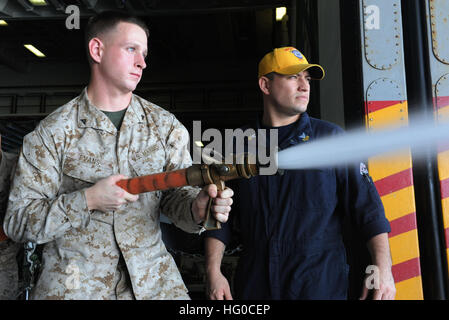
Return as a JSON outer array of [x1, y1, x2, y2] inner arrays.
[[0, 0, 290, 72], [0, 0, 288, 19], [0, 0, 299, 151]]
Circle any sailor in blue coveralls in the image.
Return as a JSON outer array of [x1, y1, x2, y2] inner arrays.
[[204, 47, 396, 300]]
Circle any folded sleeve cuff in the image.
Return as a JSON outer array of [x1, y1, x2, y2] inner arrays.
[[162, 186, 204, 234], [360, 215, 391, 242], [62, 189, 91, 229], [204, 222, 232, 246]]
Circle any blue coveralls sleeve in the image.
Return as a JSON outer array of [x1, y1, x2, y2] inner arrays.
[[337, 164, 391, 241], [314, 119, 390, 241], [204, 217, 232, 246]]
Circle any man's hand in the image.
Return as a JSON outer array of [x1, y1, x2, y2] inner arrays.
[[85, 174, 139, 212], [191, 184, 233, 224], [205, 237, 233, 300], [360, 233, 396, 300], [360, 264, 396, 300], [207, 270, 233, 300]]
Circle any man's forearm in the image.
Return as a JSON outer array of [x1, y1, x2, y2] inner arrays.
[[205, 237, 226, 275], [364, 232, 396, 299], [367, 233, 392, 267]]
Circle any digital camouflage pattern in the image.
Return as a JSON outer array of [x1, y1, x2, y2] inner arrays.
[[4, 89, 202, 299], [0, 151, 20, 300]]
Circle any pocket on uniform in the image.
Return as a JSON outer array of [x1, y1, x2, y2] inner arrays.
[[61, 152, 113, 191], [128, 151, 165, 201], [128, 147, 165, 177]]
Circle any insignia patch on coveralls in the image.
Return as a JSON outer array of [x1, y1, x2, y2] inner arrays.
[[360, 162, 369, 175], [292, 49, 303, 60], [299, 132, 309, 141], [360, 162, 372, 184]]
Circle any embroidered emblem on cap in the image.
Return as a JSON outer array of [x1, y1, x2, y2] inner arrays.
[[292, 49, 303, 60]]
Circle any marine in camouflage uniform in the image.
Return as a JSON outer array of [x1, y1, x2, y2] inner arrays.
[[4, 89, 206, 299], [0, 148, 20, 300], [4, 11, 234, 300]]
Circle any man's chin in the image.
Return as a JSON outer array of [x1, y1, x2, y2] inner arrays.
[[122, 84, 138, 93], [290, 106, 308, 115]]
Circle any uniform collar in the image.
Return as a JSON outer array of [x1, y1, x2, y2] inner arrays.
[[77, 88, 145, 134], [255, 112, 314, 150]]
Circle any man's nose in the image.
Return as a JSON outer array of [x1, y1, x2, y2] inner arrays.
[[136, 54, 147, 69], [298, 78, 309, 91]]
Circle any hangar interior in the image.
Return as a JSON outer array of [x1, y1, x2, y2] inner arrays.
[[0, 0, 346, 150], [0, 0, 348, 298]]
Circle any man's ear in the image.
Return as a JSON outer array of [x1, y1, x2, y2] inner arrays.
[[258, 76, 271, 95], [88, 37, 103, 64]]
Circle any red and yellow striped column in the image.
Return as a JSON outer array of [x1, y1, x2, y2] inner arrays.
[[366, 99, 424, 300], [434, 96, 449, 278]]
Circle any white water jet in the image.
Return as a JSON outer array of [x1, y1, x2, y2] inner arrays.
[[277, 115, 449, 170]]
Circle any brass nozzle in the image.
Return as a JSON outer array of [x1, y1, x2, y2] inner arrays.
[[185, 153, 259, 187]]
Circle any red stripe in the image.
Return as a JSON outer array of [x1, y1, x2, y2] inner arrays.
[[392, 257, 421, 283], [366, 100, 402, 113], [388, 213, 417, 238], [374, 168, 413, 197], [445, 228, 449, 249], [441, 178, 449, 199], [434, 96, 449, 109]]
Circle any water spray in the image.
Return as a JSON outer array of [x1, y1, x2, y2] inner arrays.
[[277, 116, 449, 170]]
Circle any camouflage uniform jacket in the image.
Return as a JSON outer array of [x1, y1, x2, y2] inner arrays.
[[0, 151, 20, 300], [1, 151, 17, 225], [4, 88, 202, 299]]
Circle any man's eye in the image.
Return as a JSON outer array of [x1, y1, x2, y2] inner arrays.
[[127, 47, 135, 52]]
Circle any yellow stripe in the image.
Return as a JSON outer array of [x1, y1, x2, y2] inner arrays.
[[367, 102, 409, 130], [368, 100, 423, 297], [389, 230, 420, 265], [381, 186, 416, 221], [436, 105, 449, 122], [441, 197, 449, 229], [395, 276, 424, 300], [437, 150, 449, 181], [368, 149, 412, 181], [435, 107, 449, 277], [435, 104, 449, 184]]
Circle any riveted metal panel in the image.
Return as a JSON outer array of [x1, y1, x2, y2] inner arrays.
[[435, 74, 449, 124], [425, 0, 449, 289], [366, 78, 407, 129], [429, 0, 449, 65], [361, 0, 402, 70], [359, 0, 423, 299], [366, 77, 405, 101], [435, 73, 449, 104]]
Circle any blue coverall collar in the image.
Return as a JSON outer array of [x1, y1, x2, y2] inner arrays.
[[254, 112, 314, 150]]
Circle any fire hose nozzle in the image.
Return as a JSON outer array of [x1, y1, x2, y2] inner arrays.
[[116, 153, 259, 230]]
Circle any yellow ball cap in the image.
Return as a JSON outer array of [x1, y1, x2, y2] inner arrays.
[[258, 47, 325, 80]]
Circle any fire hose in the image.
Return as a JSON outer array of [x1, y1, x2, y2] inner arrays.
[[116, 154, 259, 230]]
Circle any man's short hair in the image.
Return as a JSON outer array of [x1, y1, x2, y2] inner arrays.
[[85, 11, 149, 64], [263, 72, 276, 80]]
